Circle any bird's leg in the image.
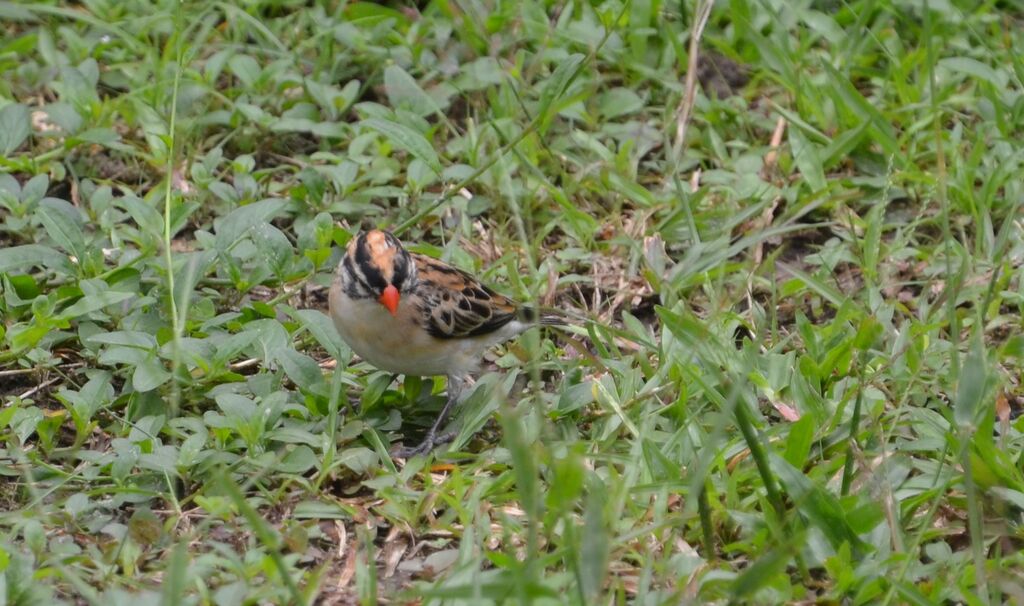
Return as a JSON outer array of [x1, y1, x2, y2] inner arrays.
[[392, 375, 468, 458]]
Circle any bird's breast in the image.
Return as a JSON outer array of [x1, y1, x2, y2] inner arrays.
[[329, 288, 481, 377]]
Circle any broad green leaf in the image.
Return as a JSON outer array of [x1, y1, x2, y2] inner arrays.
[[776, 262, 847, 309], [162, 544, 190, 606], [247, 319, 289, 363], [98, 345, 148, 367], [783, 414, 815, 467], [0, 244, 69, 272], [292, 500, 351, 520], [989, 487, 1024, 510], [0, 172, 20, 202], [269, 117, 346, 138], [0, 102, 31, 155], [822, 119, 871, 168], [11, 407, 44, 444], [228, 54, 261, 88], [267, 426, 320, 447], [43, 101, 82, 133], [177, 431, 208, 468], [893, 581, 938, 606], [853, 316, 883, 350], [305, 79, 359, 120], [955, 338, 987, 426], [251, 222, 293, 276], [732, 546, 790, 599], [57, 372, 113, 424], [289, 308, 348, 361], [211, 330, 258, 367], [641, 438, 679, 482], [580, 482, 610, 601], [595, 87, 643, 120], [72, 127, 133, 152], [57, 291, 134, 320], [362, 117, 441, 175], [940, 56, 1007, 89], [608, 172, 657, 206], [1002, 335, 1024, 359], [3, 274, 39, 305], [36, 198, 86, 260], [21, 174, 48, 204], [455, 57, 505, 90], [771, 454, 867, 550], [384, 65, 441, 116], [820, 61, 898, 157], [337, 447, 377, 473], [0, 1, 36, 19], [450, 373, 508, 449], [213, 198, 289, 251], [278, 445, 316, 473], [538, 53, 584, 117], [132, 356, 172, 392], [801, 10, 844, 44], [276, 348, 326, 393], [116, 195, 163, 238], [345, 2, 411, 25], [789, 128, 826, 192], [545, 448, 585, 511], [216, 393, 257, 420], [742, 28, 797, 90], [862, 203, 884, 281]]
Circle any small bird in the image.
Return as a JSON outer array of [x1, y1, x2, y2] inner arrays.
[[328, 229, 560, 457]]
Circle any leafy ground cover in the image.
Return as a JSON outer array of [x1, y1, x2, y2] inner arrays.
[[2, 0, 1024, 603]]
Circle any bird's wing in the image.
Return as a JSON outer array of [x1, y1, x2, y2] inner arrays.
[[411, 254, 520, 339]]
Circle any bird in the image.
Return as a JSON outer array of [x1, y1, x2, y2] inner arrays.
[[328, 229, 561, 458]]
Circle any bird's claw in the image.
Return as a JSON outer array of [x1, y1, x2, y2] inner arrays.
[[391, 430, 456, 459]]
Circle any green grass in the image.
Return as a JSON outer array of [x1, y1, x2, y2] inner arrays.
[[2, 0, 1024, 603]]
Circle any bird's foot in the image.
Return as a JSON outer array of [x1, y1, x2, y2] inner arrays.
[[391, 430, 456, 459]]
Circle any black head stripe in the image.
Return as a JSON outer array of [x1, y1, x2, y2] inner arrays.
[[352, 233, 388, 291], [392, 258, 407, 290], [353, 233, 372, 268], [392, 250, 415, 292], [341, 254, 373, 298]]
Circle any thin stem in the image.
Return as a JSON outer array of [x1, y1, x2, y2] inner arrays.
[[161, 4, 186, 420]]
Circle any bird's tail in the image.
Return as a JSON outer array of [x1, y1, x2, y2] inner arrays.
[[519, 307, 569, 327]]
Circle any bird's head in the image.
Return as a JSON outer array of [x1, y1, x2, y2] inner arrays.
[[339, 229, 416, 316]]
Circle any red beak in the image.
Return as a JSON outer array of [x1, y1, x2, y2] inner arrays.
[[378, 284, 400, 317]]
